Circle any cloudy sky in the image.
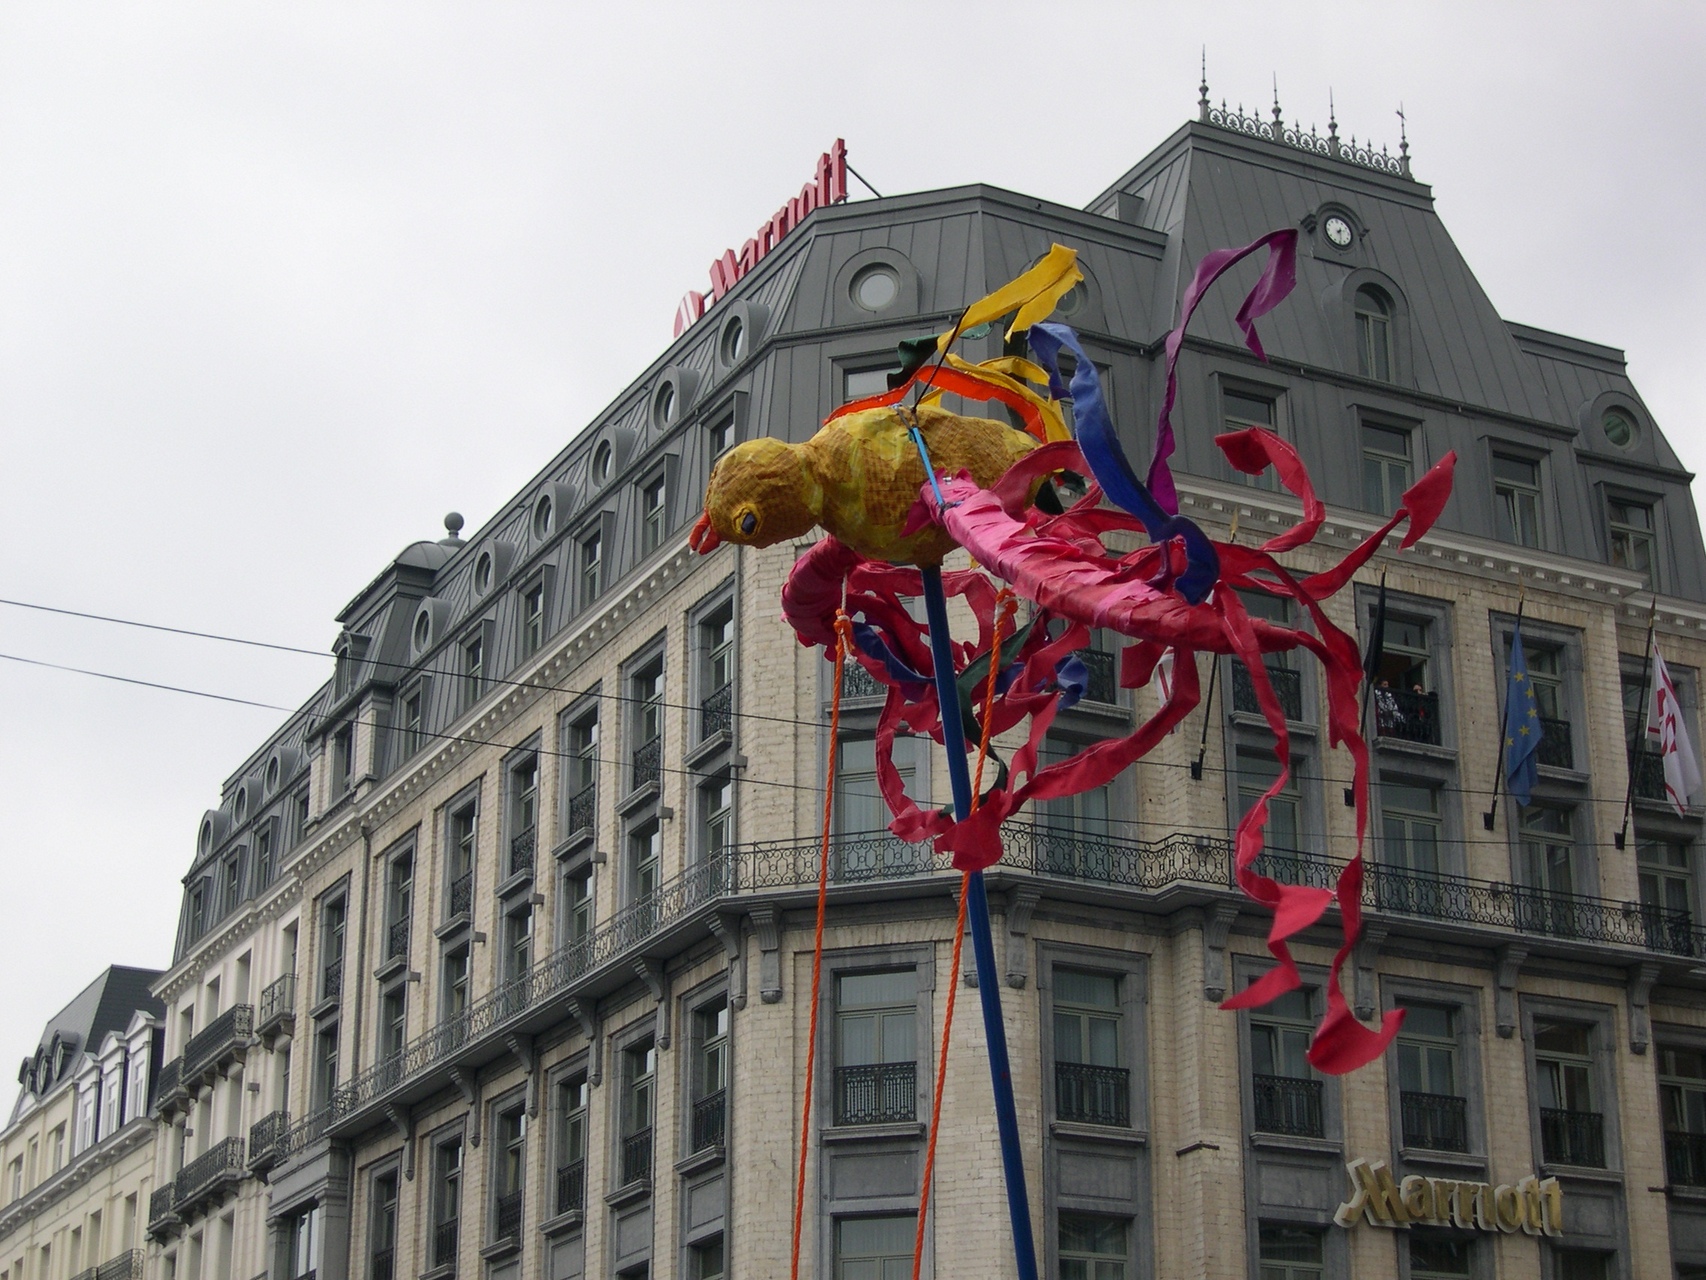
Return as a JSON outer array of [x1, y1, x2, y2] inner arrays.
[[0, 3, 1700, 1057]]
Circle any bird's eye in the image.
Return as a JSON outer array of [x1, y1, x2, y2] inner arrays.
[[740, 511, 757, 535]]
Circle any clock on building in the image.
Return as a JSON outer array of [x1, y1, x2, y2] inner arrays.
[[1323, 214, 1354, 248]]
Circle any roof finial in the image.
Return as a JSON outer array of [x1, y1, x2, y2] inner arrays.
[[1272, 74, 1283, 128], [1396, 102, 1411, 176], [1199, 48, 1210, 119], [1327, 89, 1340, 148]]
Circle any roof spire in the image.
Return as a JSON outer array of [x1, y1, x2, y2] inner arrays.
[[1272, 74, 1283, 129], [1327, 89, 1340, 150], [1396, 102, 1411, 177], [1198, 48, 1210, 120]]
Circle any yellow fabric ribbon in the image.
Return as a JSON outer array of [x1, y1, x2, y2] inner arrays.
[[934, 243, 1084, 352]]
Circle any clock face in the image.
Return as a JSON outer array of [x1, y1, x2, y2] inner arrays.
[[1324, 215, 1353, 249]]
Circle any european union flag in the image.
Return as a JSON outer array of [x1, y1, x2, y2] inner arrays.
[[1504, 623, 1542, 805]]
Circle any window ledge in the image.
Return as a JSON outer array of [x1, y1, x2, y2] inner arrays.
[[1539, 1162, 1623, 1185], [1665, 1184, 1706, 1203], [434, 914, 471, 943], [685, 732, 732, 770], [1050, 1121, 1147, 1146], [540, 1208, 585, 1238], [675, 1145, 725, 1176], [1230, 711, 1316, 736], [1397, 1146, 1485, 1171], [1373, 737, 1456, 762], [604, 1178, 651, 1208], [553, 828, 595, 860], [496, 868, 534, 901], [307, 995, 340, 1021], [480, 1236, 521, 1263], [1060, 698, 1130, 722], [1535, 764, 1591, 787], [419, 1265, 454, 1280], [822, 1121, 926, 1144], [1250, 1131, 1341, 1156], [618, 782, 661, 818]]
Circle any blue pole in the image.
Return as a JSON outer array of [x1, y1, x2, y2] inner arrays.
[[919, 564, 1039, 1280]]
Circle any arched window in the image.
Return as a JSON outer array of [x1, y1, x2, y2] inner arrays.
[[1355, 286, 1393, 382]]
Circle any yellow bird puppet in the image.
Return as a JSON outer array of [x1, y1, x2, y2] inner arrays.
[[689, 403, 1038, 566]]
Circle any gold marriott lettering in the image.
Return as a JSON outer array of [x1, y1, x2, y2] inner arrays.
[[1333, 1158, 1563, 1236]]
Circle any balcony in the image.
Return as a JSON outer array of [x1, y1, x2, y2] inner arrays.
[[433, 1220, 458, 1270], [632, 736, 662, 793], [621, 1127, 653, 1187], [1400, 1090, 1469, 1153], [1537, 716, 1573, 769], [556, 1160, 586, 1216], [1253, 1073, 1324, 1138], [319, 960, 343, 1007], [1635, 746, 1670, 804], [175, 1136, 246, 1218], [256, 974, 296, 1043], [449, 871, 473, 919], [1373, 687, 1440, 746], [248, 1109, 290, 1174], [183, 1004, 253, 1087], [701, 683, 734, 740], [510, 828, 536, 880], [1540, 1106, 1605, 1167], [94, 1254, 144, 1280], [146, 1184, 178, 1240], [1667, 1131, 1706, 1187], [155, 1056, 186, 1118], [494, 1189, 523, 1241], [566, 784, 596, 838], [1054, 1062, 1131, 1127], [1232, 662, 1304, 723], [370, 1249, 394, 1280], [386, 919, 409, 962], [1076, 648, 1118, 705], [835, 1061, 917, 1126], [691, 1089, 726, 1152]]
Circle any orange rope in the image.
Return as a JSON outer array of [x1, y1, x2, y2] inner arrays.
[[791, 611, 854, 1280], [911, 589, 1016, 1280]]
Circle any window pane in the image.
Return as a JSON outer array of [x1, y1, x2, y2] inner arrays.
[[1224, 390, 1275, 425], [1055, 969, 1119, 1009], [839, 971, 915, 1008]]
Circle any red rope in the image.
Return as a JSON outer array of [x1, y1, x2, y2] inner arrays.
[[791, 611, 854, 1280], [910, 589, 1016, 1279]]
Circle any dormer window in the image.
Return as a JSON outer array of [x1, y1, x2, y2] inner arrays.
[[1355, 286, 1393, 382]]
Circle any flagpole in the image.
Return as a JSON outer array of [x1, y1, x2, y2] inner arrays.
[[1483, 594, 1527, 831], [1615, 595, 1661, 850]]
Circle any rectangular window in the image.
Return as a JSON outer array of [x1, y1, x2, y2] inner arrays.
[[1053, 969, 1127, 1127], [620, 1041, 656, 1185], [1224, 388, 1279, 491], [628, 824, 661, 936], [1258, 1224, 1324, 1280], [699, 602, 735, 740], [1534, 1019, 1604, 1166], [1395, 1004, 1466, 1152], [464, 635, 485, 706], [1250, 988, 1322, 1137], [1408, 1231, 1472, 1279], [555, 1074, 588, 1215], [385, 852, 412, 961], [1040, 735, 1113, 855], [447, 802, 476, 918], [708, 416, 733, 459], [320, 897, 346, 1003], [1236, 750, 1302, 855], [1639, 841, 1694, 951], [1660, 1045, 1706, 1187], [312, 1023, 339, 1107], [1361, 424, 1412, 513], [442, 948, 470, 1023], [432, 1138, 461, 1270], [835, 970, 916, 1125], [691, 1000, 729, 1152], [1520, 806, 1577, 901], [700, 775, 733, 862], [370, 1170, 398, 1280], [641, 475, 667, 556], [563, 709, 599, 835], [1607, 497, 1656, 583], [835, 736, 922, 877], [502, 907, 533, 984], [378, 986, 406, 1063], [631, 660, 664, 791], [332, 724, 354, 791], [287, 1204, 320, 1280], [509, 754, 539, 879], [834, 1215, 915, 1280], [254, 824, 274, 892], [564, 868, 592, 947], [1059, 1213, 1128, 1280], [1379, 781, 1440, 876], [1493, 453, 1541, 548], [580, 532, 603, 607], [843, 366, 898, 403], [1370, 615, 1438, 743], [1552, 1251, 1610, 1280], [493, 1106, 525, 1241], [400, 689, 424, 760], [521, 584, 546, 656], [690, 1237, 725, 1280]]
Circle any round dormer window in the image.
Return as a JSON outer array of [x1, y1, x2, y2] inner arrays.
[[721, 315, 745, 365], [533, 493, 554, 539], [655, 383, 677, 426], [474, 550, 494, 595], [1603, 409, 1637, 449], [1055, 283, 1085, 318], [851, 264, 900, 312], [199, 819, 213, 855], [592, 441, 613, 485], [234, 789, 248, 822], [413, 609, 432, 653], [265, 757, 280, 793]]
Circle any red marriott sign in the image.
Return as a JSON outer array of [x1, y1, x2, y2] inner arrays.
[[674, 139, 848, 337]]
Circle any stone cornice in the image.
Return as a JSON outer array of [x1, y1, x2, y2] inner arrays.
[[0, 1119, 151, 1243]]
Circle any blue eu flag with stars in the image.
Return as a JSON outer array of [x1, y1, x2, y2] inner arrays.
[[1504, 623, 1541, 805]]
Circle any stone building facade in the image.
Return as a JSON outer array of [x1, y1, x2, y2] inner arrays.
[[138, 93, 1706, 1280], [0, 967, 164, 1280]]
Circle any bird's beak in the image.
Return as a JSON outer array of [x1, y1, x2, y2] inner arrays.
[[690, 512, 721, 554]]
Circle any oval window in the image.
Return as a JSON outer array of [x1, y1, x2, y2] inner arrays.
[[266, 757, 280, 792], [1603, 409, 1636, 449], [1055, 283, 1085, 318], [721, 315, 745, 365], [234, 789, 248, 822], [655, 383, 677, 426], [851, 264, 900, 312], [474, 551, 494, 594], [413, 610, 432, 653], [592, 440, 613, 485], [533, 493, 553, 539]]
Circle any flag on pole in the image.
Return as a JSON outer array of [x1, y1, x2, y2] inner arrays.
[[1645, 639, 1702, 817], [1503, 623, 1541, 806]]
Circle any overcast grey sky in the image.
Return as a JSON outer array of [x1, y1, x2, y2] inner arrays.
[[0, 3, 1700, 1058]]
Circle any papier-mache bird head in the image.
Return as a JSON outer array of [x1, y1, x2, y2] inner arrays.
[[690, 437, 823, 554]]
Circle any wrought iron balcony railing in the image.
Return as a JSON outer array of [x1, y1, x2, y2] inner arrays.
[[449, 871, 473, 919], [248, 1109, 290, 1173], [184, 1004, 253, 1083], [387, 918, 409, 961], [1077, 649, 1118, 705], [1232, 663, 1304, 723], [691, 1089, 727, 1152], [369, 1249, 394, 1280], [510, 827, 536, 879], [566, 784, 596, 837], [320, 960, 343, 1006], [94, 1253, 144, 1280], [1537, 716, 1573, 769], [1253, 1073, 1324, 1137], [621, 1128, 653, 1186], [1054, 1062, 1131, 1127], [1634, 746, 1670, 804], [840, 661, 885, 701], [146, 1185, 178, 1239], [432, 1221, 458, 1270], [1667, 1131, 1706, 1187], [1400, 1090, 1469, 1153], [556, 1159, 586, 1216], [257, 973, 295, 1031], [175, 1136, 245, 1215], [1540, 1106, 1605, 1167], [155, 1056, 184, 1115], [835, 1061, 917, 1126], [632, 736, 662, 792], [701, 683, 734, 739], [494, 1189, 523, 1241], [1374, 688, 1440, 746]]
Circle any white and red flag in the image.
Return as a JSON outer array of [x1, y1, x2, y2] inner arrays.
[[1646, 639, 1704, 816]]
